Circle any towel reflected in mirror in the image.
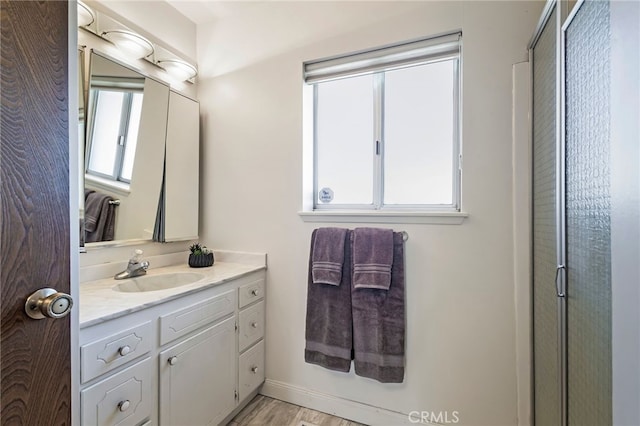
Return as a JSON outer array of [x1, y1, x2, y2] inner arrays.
[[84, 189, 116, 242]]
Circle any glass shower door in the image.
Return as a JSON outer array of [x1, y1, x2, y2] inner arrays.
[[531, 5, 561, 425], [564, 1, 612, 425]]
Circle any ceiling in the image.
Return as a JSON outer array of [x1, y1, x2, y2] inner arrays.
[[164, 0, 268, 25]]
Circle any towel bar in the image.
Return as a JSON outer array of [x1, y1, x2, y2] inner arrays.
[[109, 199, 121, 206]]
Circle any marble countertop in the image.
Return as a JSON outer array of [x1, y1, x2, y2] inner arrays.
[[80, 259, 265, 328]]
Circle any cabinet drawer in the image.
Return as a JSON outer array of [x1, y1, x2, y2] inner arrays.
[[238, 278, 265, 308], [81, 321, 152, 383], [239, 340, 265, 401], [239, 300, 264, 352], [81, 357, 151, 426], [160, 289, 236, 345]]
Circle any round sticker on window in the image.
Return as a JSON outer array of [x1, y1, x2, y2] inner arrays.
[[318, 187, 334, 203]]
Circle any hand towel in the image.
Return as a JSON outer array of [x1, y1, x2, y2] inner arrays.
[[84, 190, 116, 243], [311, 227, 348, 285], [352, 227, 394, 290], [305, 229, 353, 372], [352, 231, 405, 383]]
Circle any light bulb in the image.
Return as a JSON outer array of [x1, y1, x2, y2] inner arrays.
[[77, 1, 95, 27], [157, 59, 198, 81], [102, 30, 154, 60]]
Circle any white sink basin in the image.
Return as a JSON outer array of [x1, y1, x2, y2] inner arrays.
[[113, 272, 205, 293]]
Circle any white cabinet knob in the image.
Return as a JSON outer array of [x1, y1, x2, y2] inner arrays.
[[251, 321, 258, 328], [251, 289, 259, 296], [118, 345, 131, 356], [168, 356, 178, 366], [251, 366, 259, 374], [118, 400, 130, 412]]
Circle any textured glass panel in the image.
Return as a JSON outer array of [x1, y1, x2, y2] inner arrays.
[[316, 74, 374, 205], [565, 2, 612, 425], [384, 61, 454, 205], [532, 7, 560, 426]]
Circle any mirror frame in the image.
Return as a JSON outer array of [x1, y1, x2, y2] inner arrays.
[[79, 45, 86, 252]]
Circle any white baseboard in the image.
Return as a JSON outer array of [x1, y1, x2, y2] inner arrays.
[[260, 379, 412, 425]]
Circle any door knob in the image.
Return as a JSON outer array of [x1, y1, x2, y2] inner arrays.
[[25, 288, 73, 319]]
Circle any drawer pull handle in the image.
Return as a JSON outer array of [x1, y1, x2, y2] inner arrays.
[[118, 400, 131, 412], [168, 356, 178, 366], [251, 366, 259, 374], [251, 289, 260, 297], [251, 321, 258, 328], [118, 345, 131, 356]]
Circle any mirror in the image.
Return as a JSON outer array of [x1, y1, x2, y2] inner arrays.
[[82, 51, 169, 245], [164, 91, 199, 241]]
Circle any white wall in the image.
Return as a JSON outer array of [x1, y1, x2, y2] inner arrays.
[[197, 2, 543, 425], [610, 1, 640, 424], [512, 61, 532, 426]]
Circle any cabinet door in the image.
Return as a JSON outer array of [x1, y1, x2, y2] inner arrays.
[[159, 317, 236, 426], [164, 91, 199, 242]]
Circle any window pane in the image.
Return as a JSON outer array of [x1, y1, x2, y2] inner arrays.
[[316, 74, 374, 205], [384, 61, 455, 205], [88, 90, 125, 176], [120, 93, 143, 182]]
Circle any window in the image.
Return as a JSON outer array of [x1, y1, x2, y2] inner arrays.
[[305, 32, 461, 212], [86, 78, 144, 185]]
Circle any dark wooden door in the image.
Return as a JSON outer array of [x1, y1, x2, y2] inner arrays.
[[1, 1, 71, 425]]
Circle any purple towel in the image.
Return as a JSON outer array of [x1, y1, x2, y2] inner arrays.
[[311, 227, 348, 286], [305, 229, 353, 372], [352, 227, 394, 290], [84, 189, 116, 243], [352, 231, 405, 383]]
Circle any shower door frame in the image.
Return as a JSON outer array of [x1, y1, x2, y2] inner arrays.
[[528, 0, 568, 424]]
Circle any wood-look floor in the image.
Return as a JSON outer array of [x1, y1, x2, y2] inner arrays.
[[227, 395, 367, 426]]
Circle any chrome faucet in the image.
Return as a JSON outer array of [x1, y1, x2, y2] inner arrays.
[[114, 249, 150, 280]]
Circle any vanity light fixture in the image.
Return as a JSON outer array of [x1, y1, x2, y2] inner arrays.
[[157, 59, 198, 81], [77, 1, 95, 27], [102, 29, 154, 60]]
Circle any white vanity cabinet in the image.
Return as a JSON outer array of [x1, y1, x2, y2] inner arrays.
[[159, 317, 236, 425], [237, 278, 266, 401], [79, 269, 266, 426]]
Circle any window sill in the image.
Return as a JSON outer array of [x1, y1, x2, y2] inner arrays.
[[298, 210, 468, 225], [85, 174, 131, 197]]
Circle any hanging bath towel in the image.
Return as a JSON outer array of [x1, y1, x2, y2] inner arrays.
[[305, 228, 352, 372], [351, 229, 405, 383]]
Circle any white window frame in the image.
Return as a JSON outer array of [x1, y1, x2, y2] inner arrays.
[[301, 32, 467, 224], [85, 76, 144, 187]]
